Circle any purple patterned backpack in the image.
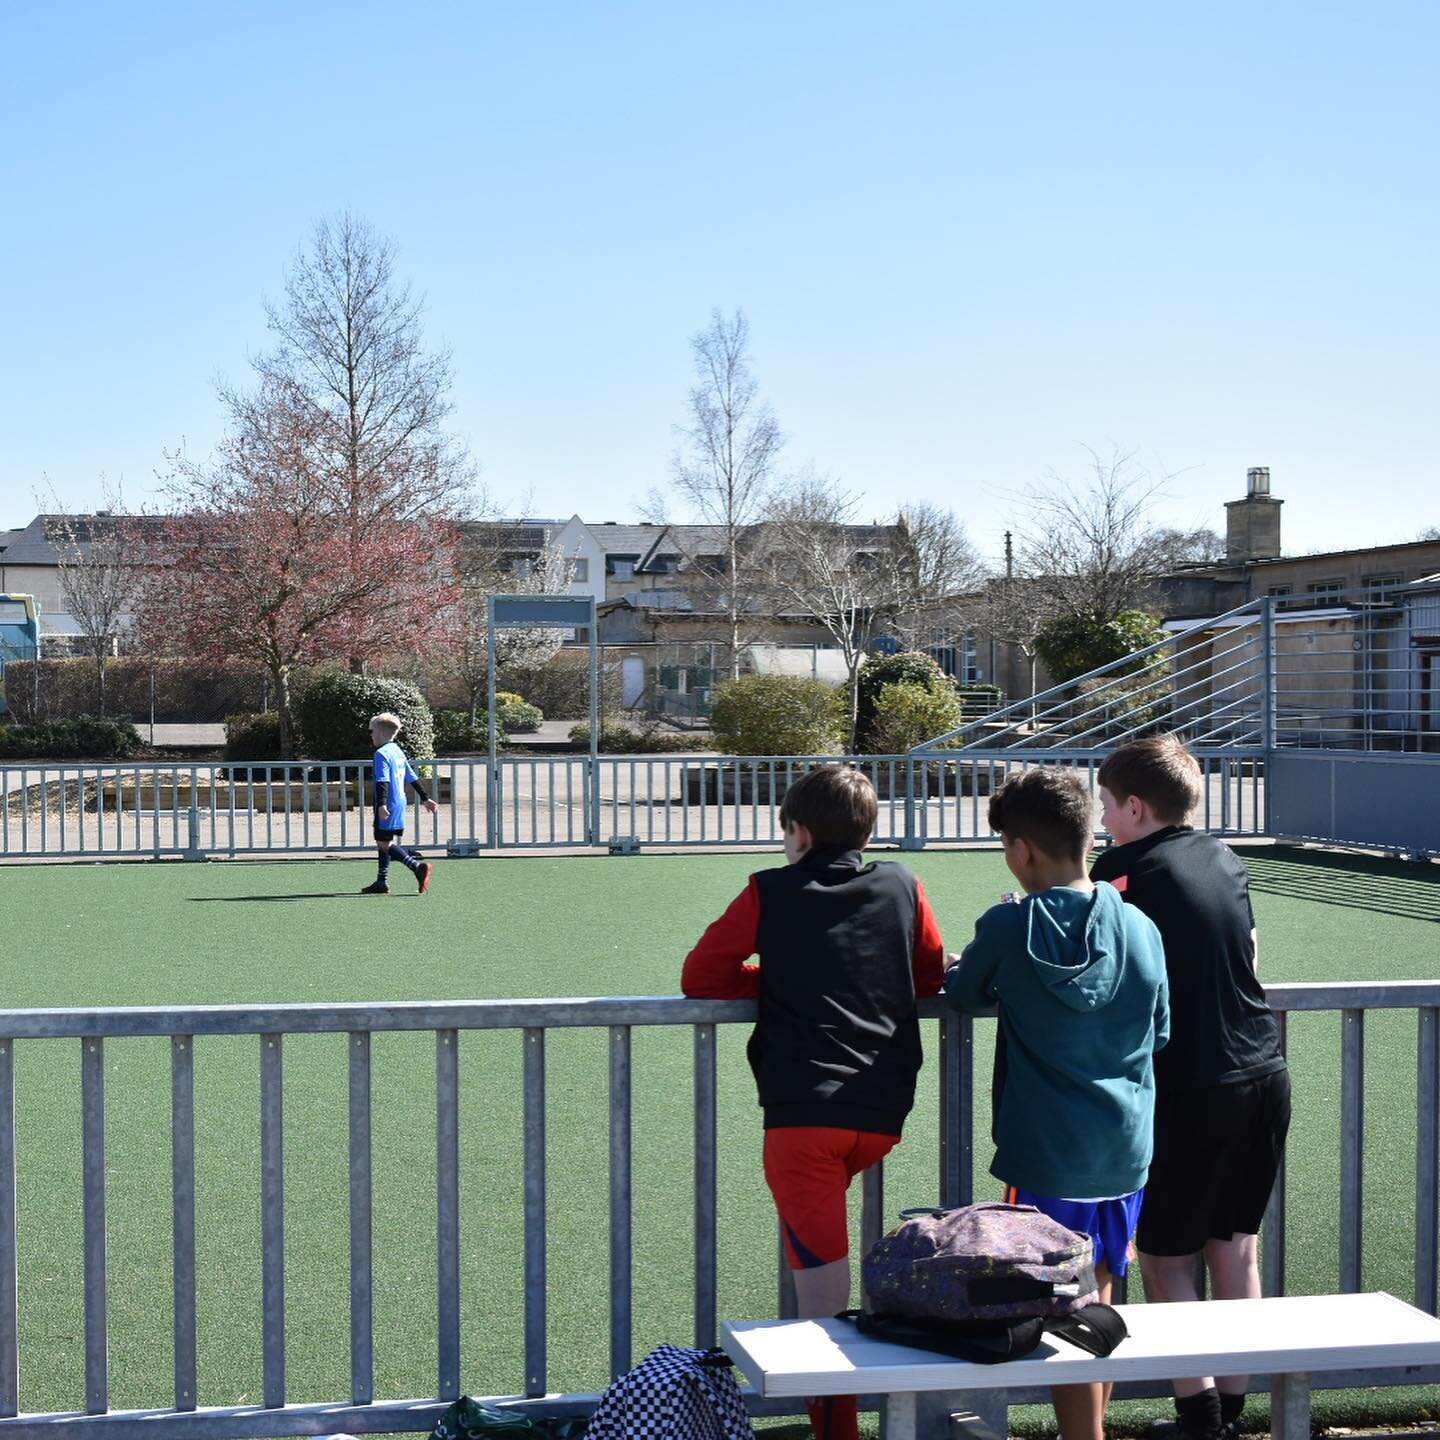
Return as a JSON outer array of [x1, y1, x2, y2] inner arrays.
[[850, 1202, 1126, 1363]]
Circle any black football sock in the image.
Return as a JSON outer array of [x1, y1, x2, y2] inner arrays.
[[1219, 1392, 1245, 1428], [1176, 1388, 1222, 1439]]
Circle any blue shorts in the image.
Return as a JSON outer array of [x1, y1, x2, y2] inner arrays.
[[1004, 1184, 1144, 1278]]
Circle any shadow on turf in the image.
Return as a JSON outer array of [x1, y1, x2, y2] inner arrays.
[[1237, 848, 1440, 923], [190, 892, 419, 902]]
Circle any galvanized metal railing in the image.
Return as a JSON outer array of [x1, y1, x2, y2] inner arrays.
[[1, 980, 1439, 1435], [0, 752, 1270, 859]]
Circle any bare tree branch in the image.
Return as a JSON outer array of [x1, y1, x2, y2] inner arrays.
[[670, 308, 784, 677]]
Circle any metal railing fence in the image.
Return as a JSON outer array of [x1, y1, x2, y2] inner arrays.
[[928, 589, 1440, 756], [0, 752, 1268, 860], [1, 980, 1438, 1435]]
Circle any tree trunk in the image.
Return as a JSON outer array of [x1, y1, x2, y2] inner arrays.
[[95, 652, 107, 719], [275, 665, 295, 759], [848, 661, 863, 751]]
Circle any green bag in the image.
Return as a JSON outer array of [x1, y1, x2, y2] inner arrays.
[[430, 1396, 585, 1440], [431, 1397, 540, 1440]]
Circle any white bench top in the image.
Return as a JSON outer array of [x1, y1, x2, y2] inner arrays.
[[723, 1293, 1440, 1398]]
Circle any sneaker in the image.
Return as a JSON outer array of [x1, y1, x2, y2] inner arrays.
[[360, 880, 391, 895], [416, 862, 433, 894]]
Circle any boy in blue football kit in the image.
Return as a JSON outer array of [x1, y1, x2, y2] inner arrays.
[[361, 712, 438, 895], [945, 768, 1169, 1440]]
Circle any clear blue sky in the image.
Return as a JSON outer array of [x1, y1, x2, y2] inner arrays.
[[2, 0, 1436, 568]]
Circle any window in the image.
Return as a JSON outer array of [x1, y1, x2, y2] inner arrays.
[[609, 559, 635, 581], [1267, 585, 1292, 596], [511, 557, 531, 579], [1307, 581, 1344, 607], [571, 558, 589, 583], [1363, 574, 1403, 599]]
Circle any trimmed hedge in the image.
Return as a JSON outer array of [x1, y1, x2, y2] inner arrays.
[[296, 673, 435, 760], [709, 675, 844, 756], [0, 715, 142, 760]]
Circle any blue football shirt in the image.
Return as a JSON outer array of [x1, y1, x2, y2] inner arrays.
[[373, 742, 418, 830]]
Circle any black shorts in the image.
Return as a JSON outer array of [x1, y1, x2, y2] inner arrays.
[[373, 826, 405, 842], [1137, 1067, 1292, 1256]]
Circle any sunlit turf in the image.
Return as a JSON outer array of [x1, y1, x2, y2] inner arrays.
[[1, 846, 1437, 1431]]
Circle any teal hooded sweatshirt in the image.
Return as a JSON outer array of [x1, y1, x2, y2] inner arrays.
[[944, 882, 1169, 1200]]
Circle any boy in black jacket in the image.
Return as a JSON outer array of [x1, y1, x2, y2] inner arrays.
[[1093, 736, 1291, 1440], [682, 765, 945, 1440]]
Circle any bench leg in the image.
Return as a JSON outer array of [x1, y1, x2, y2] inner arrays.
[[885, 1390, 917, 1440], [1271, 1372, 1311, 1440]]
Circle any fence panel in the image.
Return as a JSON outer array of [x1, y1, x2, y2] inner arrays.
[[0, 981, 1437, 1437]]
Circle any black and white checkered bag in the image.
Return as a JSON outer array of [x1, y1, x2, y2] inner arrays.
[[583, 1344, 755, 1440]]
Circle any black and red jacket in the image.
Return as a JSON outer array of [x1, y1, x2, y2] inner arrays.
[[681, 846, 946, 1135]]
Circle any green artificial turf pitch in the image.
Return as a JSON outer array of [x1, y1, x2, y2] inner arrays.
[[1, 847, 1438, 1430]]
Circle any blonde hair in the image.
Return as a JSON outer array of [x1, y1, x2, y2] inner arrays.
[[370, 712, 402, 739]]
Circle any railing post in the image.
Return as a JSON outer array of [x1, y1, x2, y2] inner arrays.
[[900, 755, 923, 851], [1262, 594, 1277, 833]]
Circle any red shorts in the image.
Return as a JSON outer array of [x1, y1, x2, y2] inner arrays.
[[763, 1126, 900, 1270]]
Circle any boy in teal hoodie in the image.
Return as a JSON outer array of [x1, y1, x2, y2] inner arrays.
[[945, 767, 1169, 1440]]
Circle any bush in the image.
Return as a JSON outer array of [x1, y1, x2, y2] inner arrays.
[[0, 715, 142, 760], [855, 651, 957, 751], [1034, 610, 1167, 684], [433, 709, 501, 754], [567, 722, 712, 754], [495, 693, 543, 732], [709, 675, 844, 756], [867, 682, 966, 754], [296, 672, 435, 760], [224, 712, 284, 761]]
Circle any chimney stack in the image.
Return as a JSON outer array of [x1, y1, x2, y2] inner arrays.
[[1225, 467, 1282, 563]]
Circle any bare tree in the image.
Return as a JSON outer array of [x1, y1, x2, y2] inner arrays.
[[439, 529, 575, 725], [259, 211, 476, 669], [764, 471, 891, 745], [981, 575, 1060, 710], [1153, 525, 1227, 567], [1418, 526, 1440, 543], [40, 478, 146, 717], [883, 500, 988, 653], [671, 308, 784, 678], [1017, 446, 1173, 621]]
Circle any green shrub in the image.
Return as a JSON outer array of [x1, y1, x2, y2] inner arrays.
[[224, 712, 284, 761], [709, 675, 844, 756], [0, 715, 142, 760], [1034, 610, 1167, 684], [867, 682, 966, 754], [433, 709, 501, 754], [296, 672, 435, 760], [496, 695, 543, 732], [567, 722, 711, 754], [855, 651, 955, 750]]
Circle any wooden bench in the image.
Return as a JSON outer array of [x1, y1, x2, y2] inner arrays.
[[724, 1293, 1440, 1440]]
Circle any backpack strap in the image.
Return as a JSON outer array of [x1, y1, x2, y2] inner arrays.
[[1044, 1303, 1128, 1357]]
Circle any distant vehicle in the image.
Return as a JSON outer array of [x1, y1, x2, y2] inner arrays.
[[0, 593, 40, 715]]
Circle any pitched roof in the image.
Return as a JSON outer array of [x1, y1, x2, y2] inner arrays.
[[0, 513, 167, 566]]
